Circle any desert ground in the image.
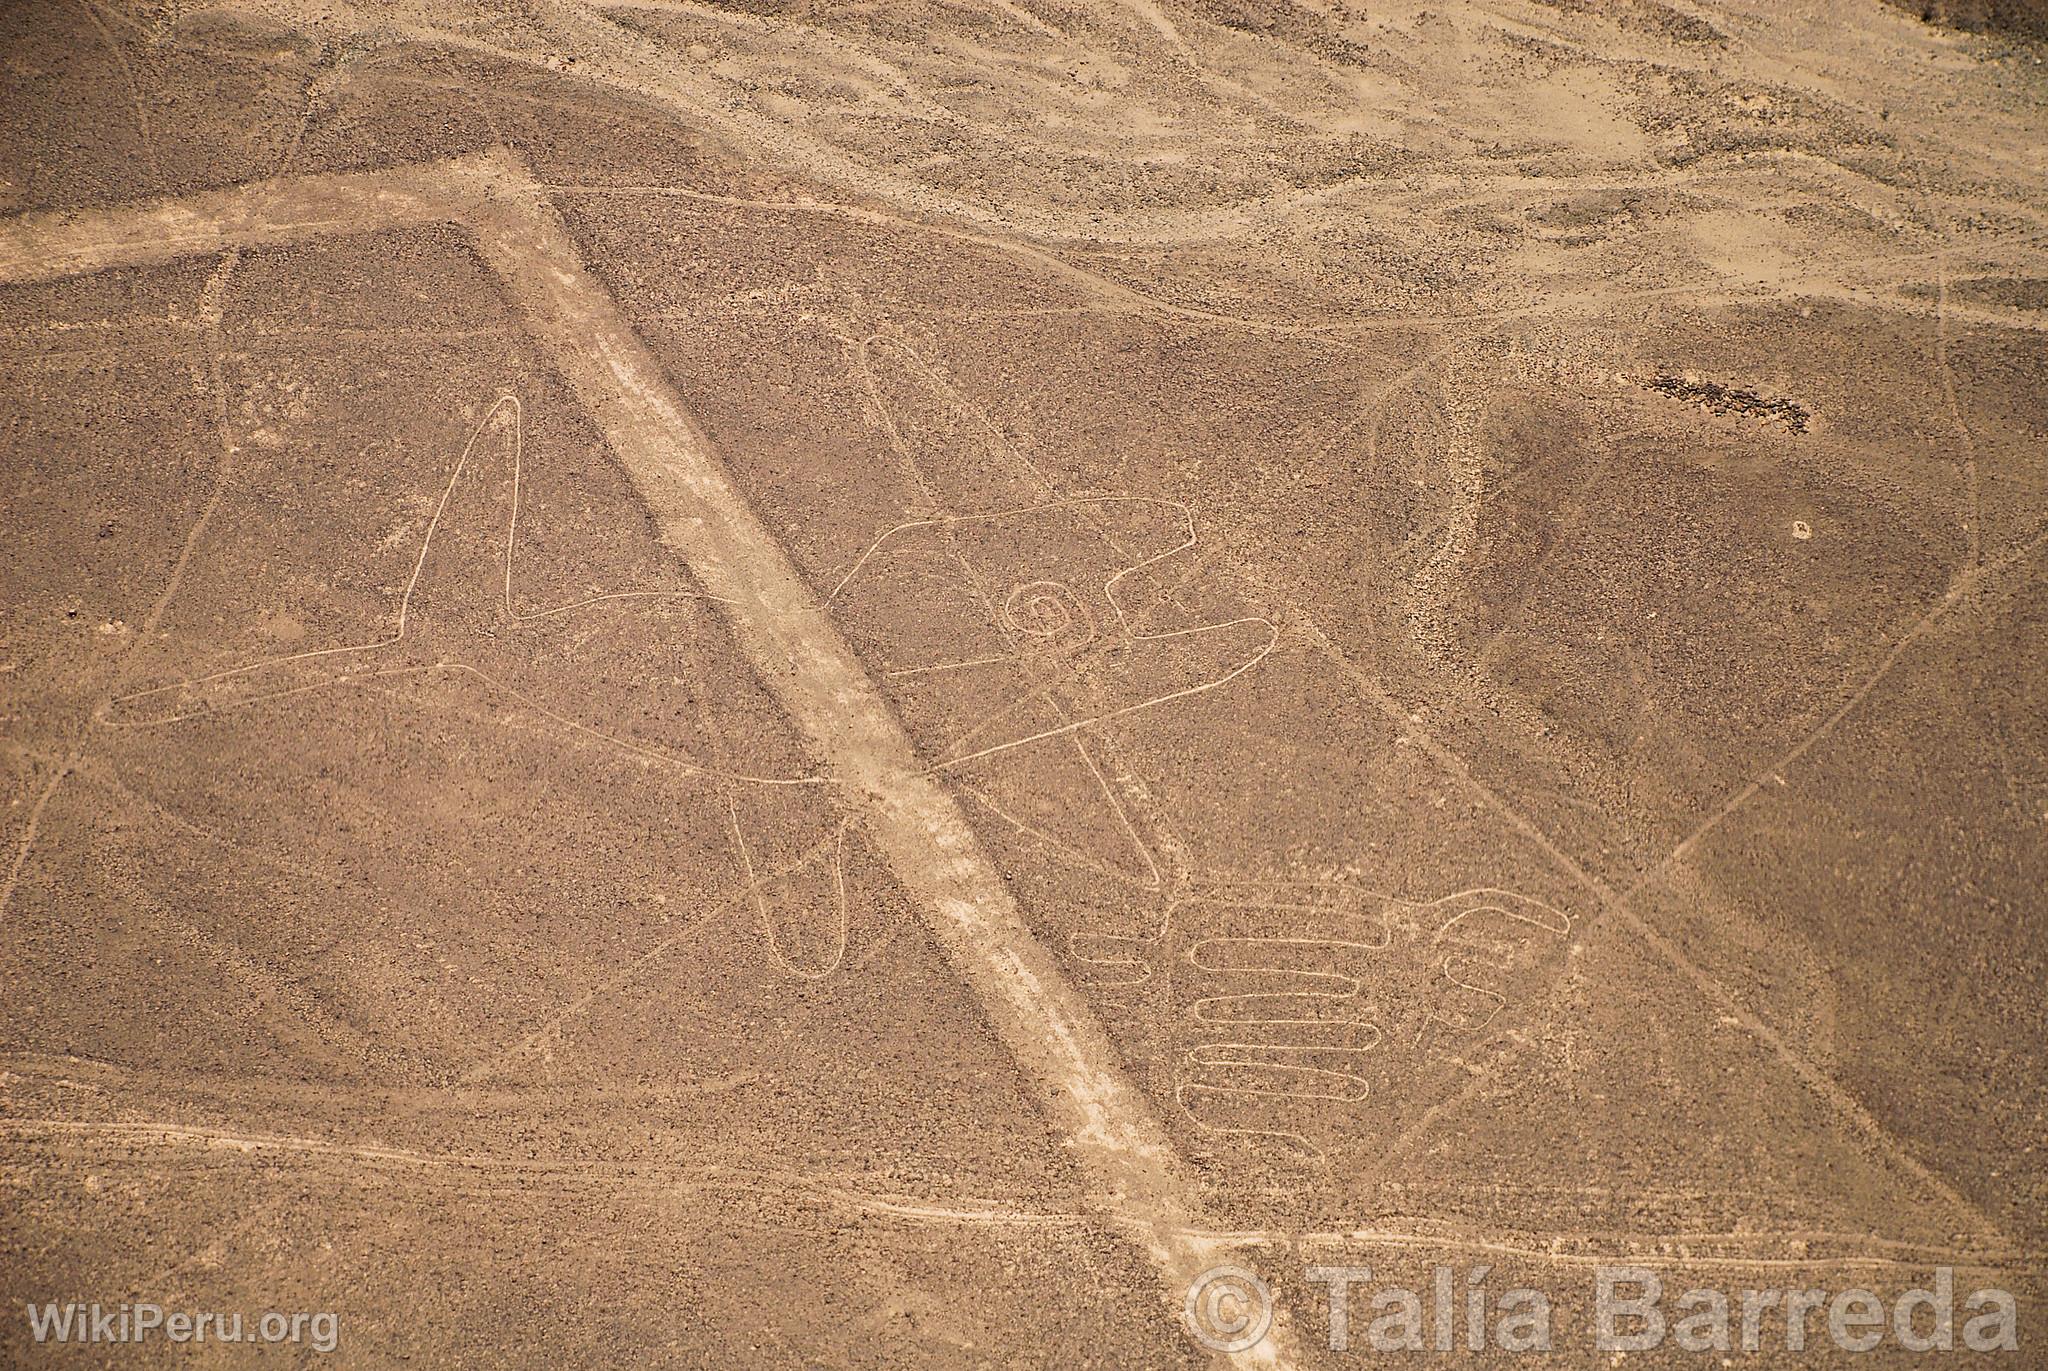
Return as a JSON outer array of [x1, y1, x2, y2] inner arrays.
[[1, 0, 2045, 1366]]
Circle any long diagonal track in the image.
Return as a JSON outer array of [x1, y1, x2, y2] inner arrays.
[[0, 148, 1296, 1367]]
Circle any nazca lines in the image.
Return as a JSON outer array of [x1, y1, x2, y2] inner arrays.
[[726, 798, 854, 980], [832, 493, 1277, 771], [92, 388, 856, 974], [828, 333, 1278, 775], [95, 394, 794, 777], [1071, 879, 1572, 1161], [101, 343, 1277, 985], [0, 150, 1308, 1368], [820, 332, 1575, 1162]]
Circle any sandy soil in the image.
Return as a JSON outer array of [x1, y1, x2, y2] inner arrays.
[[1, 1, 2044, 1366]]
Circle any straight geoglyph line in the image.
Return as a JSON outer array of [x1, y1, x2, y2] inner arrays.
[[0, 149, 1296, 1368]]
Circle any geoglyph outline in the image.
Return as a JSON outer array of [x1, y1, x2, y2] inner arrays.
[[0, 146, 1307, 1367]]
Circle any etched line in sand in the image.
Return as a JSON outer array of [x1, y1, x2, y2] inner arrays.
[[0, 151, 1299, 1367], [828, 495, 1279, 771], [89, 391, 818, 786], [12, 1117, 2039, 1268]]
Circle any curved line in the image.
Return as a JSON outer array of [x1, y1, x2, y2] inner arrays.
[[829, 496, 1185, 602], [92, 394, 817, 787], [831, 493, 1280, 770], [1165, 883, 1575, 1164], [729, 801, 853, 979], [926, 613, 1276, 772]]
